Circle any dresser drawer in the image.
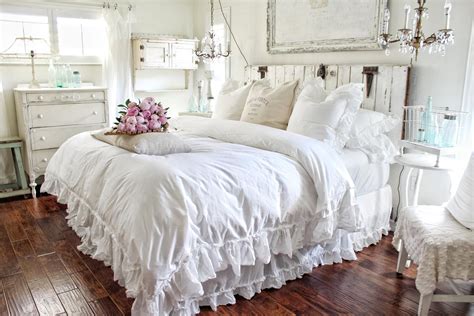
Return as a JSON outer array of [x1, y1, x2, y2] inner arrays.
[[31, 149, 57, 174], [31, 124, 107, 150], [30, 103, 106, 128], [27, 91, 105, 104]]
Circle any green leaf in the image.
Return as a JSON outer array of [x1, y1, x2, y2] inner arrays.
[[125, 99, 131, 105], [118, 111, 126, 115]]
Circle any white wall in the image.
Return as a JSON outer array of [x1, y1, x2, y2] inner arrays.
[[0, 0, 195, 182], [193, 0, 474, 205], [131, 0, 196, 118]]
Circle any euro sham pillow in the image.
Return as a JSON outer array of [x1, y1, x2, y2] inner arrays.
[[287, 81, 363, 151], [345, 109, 400, 162], [240, 80, 299, 129], [446, 152, 474, 230], [91, 129, 191, 155], [212, 80, 254, 120]]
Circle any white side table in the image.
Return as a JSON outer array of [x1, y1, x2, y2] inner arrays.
[[394, 153, 456, 207]]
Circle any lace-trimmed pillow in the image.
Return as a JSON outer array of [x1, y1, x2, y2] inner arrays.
[[287, 81, 363, 151], [345, 109, 401, 162]]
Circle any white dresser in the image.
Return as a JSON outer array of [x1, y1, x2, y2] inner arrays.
[[14, 86, 108, 196]]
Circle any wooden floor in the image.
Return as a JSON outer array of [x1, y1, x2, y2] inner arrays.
[[0, 195, 472, 315]]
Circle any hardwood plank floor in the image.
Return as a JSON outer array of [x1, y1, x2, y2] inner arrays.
[[0, 195, 472, 315]]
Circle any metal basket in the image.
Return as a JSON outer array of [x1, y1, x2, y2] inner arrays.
[[401, 105, 470, 166]]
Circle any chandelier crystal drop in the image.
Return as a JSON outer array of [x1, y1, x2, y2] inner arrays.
[[378, 0, 454, 61], [195, 0, 230, 63]]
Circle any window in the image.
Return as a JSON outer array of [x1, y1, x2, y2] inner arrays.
[[0, 11, 50, 55], [208, 7, 231, 110], [57, 17, 105, 57], [0, 5, 105, 63]]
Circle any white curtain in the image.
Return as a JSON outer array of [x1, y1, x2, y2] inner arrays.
[[461, 20, 474, 152], [102, 7, 134, 125], [0, 81, 15, 184]]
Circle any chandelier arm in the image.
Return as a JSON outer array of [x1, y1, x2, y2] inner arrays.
[[424, 33, 438, 45]]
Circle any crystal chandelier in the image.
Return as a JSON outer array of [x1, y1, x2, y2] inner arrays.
[[195, 0, 230, 63], [378, 0, 454, 61]]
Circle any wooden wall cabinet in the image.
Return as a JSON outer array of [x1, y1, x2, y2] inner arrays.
[[133, 36, 198, 70]]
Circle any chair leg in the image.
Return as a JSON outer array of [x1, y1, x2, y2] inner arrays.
[[397, 240, 409, 274], [12, 147, 28, 190], [418, 293, 433, 316]]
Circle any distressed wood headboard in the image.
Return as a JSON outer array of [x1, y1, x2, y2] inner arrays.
[[245, 64, 410, 140]]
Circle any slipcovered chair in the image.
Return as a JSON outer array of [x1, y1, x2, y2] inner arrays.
[[393, 152, 473, 316]]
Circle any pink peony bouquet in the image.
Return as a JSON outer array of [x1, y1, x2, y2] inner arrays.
[[109, 97, 170, 135]]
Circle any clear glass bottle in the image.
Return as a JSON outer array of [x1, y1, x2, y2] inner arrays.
[[440, 114, 458, 147], [422, 96, 433, 143], [48, 59, 56, 88], [56, 64, 64, 88], [64, 64, 73, 88], [72, 71, 81, 88]]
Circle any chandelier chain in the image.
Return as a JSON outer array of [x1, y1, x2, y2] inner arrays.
[[210, 0, 214, 29]]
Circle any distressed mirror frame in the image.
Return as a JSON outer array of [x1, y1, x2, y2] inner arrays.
[[267, 0, 388, 54]]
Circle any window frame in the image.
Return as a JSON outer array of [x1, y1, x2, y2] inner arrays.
[[0, 4, 104, 65]]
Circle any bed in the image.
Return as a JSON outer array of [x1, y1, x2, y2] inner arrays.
[[42, 63, 409, 315]]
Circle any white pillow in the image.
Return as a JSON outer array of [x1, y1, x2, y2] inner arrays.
[[446, 153, 474, 230], [287, 82, 363, 150], [240, 80, 299, 129], [345, 109, 400, 162], [212, 80, 254, 120], [91, 129, 191, 155], [346, 109, 400, 147]]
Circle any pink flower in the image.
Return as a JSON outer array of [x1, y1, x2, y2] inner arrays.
[[136, 116, 145, 124], [148, 120, 161, 130], [127, 106, 139, 116], [158, 109, 165, 116], [117, 123, 126, 132], [142, 110, 151, 119], [149, 104, 158, 114], [125, 122, 136, 133], [159, 116, 167, 124], [150, 114, 159, 121], [127, 101, 138, 108], [120, 115, 128, 123], [126, 116, 137, 125], [136, 124, 148, 133], [139, 97, 155, 111]]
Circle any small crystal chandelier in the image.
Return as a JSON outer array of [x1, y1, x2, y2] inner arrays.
[[195, 0, 230, 63], [378, 0, 454, 61]]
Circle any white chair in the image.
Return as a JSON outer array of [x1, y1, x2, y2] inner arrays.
[[394, 153, 474, 316]]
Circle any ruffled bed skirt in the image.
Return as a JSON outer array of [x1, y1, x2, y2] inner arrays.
[[42, 178, 389, 315]]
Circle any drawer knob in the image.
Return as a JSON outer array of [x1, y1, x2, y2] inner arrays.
[[91, 94, 96, 99], [92, 111, 98, 115], [73, 94, 80, 101], [37, 114, 44, 119], [38, 95, 44, 101], [40, 136, 46, 141], [41, 158, 48, 162]]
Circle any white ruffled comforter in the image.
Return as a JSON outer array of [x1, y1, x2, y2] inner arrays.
[[42, 117, 360, 315]]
